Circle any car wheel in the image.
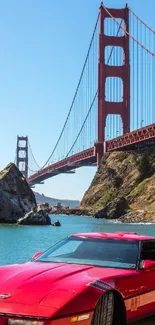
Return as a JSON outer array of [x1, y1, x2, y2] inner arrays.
[[91, 291, 114, 325]]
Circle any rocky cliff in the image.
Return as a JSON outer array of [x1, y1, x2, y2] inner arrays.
[[0, 163, 36, 223], [80, 150, 155, 222]]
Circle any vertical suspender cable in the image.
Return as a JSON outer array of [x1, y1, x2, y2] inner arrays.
[[132, 13, 135, 131], [136, 17, 139, 129]]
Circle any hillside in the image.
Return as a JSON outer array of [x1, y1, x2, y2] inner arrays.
[[34, 191, 80, 208], [80, 149, 155, 222]]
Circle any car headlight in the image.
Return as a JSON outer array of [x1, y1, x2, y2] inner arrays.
[[71, 314, 90, 322], [8, 320, 44, 325]]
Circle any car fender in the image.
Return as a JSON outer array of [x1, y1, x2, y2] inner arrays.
[[52, 279, 125, 319]]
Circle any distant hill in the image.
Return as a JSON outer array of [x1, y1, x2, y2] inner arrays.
[[34, 191, 80, 208]]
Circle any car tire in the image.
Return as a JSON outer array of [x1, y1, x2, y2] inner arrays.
[[91, 291, 114, 325]]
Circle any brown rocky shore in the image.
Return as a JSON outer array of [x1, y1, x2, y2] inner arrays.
[[52, 150, 155, 223], [2, 149, 155, 224], [50, 207, 155, 223], [79, 149, 155, 223], [0, 163, 54, 225], [50, 207, 92, 216]]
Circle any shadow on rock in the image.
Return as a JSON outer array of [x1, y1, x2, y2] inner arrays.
[[94, 196, 129, 219]]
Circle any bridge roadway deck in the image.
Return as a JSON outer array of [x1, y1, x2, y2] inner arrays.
[[27, 123, 155, 185], [28, 147, 96, 185]]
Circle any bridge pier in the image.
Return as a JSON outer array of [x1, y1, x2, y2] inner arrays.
[[97, 3, 130, 166], [95, 141, 107, 167], [16, 136, 28, 179]]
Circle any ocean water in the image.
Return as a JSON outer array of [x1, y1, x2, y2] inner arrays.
[[0, 214, 155, 266]]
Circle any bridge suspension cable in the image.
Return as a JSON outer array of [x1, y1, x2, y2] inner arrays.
[[28, 142, 42, 170], [66, 19, 123, 157], [128, 7, 155, 34], [16, 140, 41, 176], [66, 91, 98, 158], [128, 5, 155, 131], [102, 3, 155, 138], [27, 4, 155, 180], [14, 147, 17, 165], [30, 13, 100, 171], [102, 4, 155, 56]]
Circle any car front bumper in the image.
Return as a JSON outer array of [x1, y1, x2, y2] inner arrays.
[[0, 312, 93, 325]]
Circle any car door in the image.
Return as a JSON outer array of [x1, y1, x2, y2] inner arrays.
[[116, 240, 155, 322], [137, 240, 155, 318], [126, 240, 155, 321]]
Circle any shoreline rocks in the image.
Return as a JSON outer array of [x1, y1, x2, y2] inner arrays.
[[51, 220, 61, 226], [3, 150, 155, 225], [94, 196, 129, 219], [0, 163, 36, 223], [77, 150, 155, 223], [17, 209, 51, 226], [50, 207, 93, 216], [119, 210, 155, 224], [0, 164, 62, 226], [17, 207, 62, 226], [48, 206, 155, 224]]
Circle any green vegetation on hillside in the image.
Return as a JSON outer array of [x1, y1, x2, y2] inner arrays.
[[80, 149, 155, 221]]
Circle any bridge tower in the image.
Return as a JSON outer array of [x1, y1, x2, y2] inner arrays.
[[16, 136, 28, 178], [96, 4, 130, 166]]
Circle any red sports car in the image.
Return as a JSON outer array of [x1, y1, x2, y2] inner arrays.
[[0, 231, 155, 325]]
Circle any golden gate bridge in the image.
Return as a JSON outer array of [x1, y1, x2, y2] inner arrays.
[[15, 3, 155, 186]]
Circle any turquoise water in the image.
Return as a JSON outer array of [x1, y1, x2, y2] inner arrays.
[[0, 215, 155, 266]]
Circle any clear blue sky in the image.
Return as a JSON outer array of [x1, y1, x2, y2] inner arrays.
[[0, 0, 154, 201]]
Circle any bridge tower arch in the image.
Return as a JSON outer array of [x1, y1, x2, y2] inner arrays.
[[16, 136, 28, 179], [96, 4, 130, 166]]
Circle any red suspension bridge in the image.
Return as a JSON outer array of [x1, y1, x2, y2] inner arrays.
[[16, 3, 155, 186]]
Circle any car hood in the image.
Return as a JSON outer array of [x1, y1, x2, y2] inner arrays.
[[0, 261, 134, 317], [0, 261, 92, 305]]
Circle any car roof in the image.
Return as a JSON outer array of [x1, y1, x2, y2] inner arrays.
[[71, 232, 155, 241]]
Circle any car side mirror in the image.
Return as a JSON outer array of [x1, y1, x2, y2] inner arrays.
[[140, 260, 155, 270], [32, 251, 43, 260]]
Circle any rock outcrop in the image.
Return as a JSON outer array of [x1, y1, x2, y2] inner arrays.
[[119, 210, 155, 224], [50, 207, 92, 216], [17, 209, 51, 225], [0, 163, 36, 223], [94, 196, 129, 219], [52, 220, 61, 226], [80, 149, 155, 222]]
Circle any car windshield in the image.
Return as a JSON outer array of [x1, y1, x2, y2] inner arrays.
[[35, 237, 139, 269]]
